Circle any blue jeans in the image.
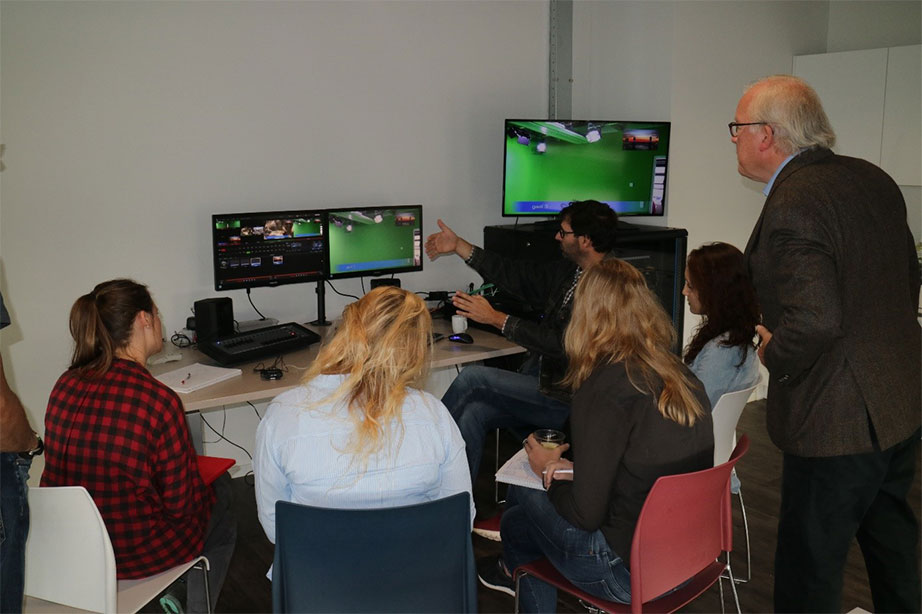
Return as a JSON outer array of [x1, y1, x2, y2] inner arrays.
[[501, 485, 631, 612], [1, 453, 32, 614], [441, 365, 569, 482]]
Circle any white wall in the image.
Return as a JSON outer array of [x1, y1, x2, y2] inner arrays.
[[571, 0, 829, 373], [670, 0, 831, 367], [0, 1, 548, 437], [572, 1, 674, 121], [826, 0, 921, 52]]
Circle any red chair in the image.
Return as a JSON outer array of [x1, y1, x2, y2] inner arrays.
[[513, 435, 749, 614]]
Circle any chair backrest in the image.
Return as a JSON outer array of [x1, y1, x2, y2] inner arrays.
[[24, 486, 117, 613], [711, 384, 757, 465], [628, 435, 750, 606], [272, 492, 476, 613]]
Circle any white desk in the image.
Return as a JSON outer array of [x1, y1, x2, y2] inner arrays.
[[150, 318, 525, 413]]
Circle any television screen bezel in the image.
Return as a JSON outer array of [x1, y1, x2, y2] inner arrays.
[[211, 208, 328, 292], [325, 204, 424, 280], [501, 118, 671, 218]]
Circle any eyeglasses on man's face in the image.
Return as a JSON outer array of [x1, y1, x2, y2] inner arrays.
[[728, 121, 771, 137], [557, 227, 577, 237]]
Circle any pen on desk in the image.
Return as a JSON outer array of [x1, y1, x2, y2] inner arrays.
[[181, 372, 192, 385]]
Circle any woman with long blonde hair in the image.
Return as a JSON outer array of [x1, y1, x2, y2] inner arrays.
[[478, 260, 714, 611], [254, 286, 473, 546]]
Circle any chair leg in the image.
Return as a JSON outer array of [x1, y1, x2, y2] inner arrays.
[[514, 570, 522, 614], [576, 599, 603, 613], [725, 563, 741, 614], [196, 559, 212, 614], [736, 488, 751, 584], [718, 570, 726, 614], [494, 427, 501, 504]]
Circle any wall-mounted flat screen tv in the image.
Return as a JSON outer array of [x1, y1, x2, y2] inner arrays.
[[502, 119, 670, 217]]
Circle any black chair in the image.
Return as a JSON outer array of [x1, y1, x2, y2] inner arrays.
[[272, 492, 477, 613]]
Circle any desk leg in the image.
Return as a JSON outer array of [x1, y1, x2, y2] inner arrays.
[[186, 411, 204, 455]]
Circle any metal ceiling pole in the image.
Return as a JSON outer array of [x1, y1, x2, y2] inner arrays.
[[548, 0, 573, 120]]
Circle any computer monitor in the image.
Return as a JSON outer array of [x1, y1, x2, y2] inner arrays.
[[212, 209, 326, 291], [326, 205, 423, 280], [502, 119, 671, 217]]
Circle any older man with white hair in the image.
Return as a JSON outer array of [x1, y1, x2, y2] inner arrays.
[[735, 75, 920, 613]]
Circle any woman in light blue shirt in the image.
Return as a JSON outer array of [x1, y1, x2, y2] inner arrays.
[[682, 242, 761, 408], [254, 287, 474, 548]]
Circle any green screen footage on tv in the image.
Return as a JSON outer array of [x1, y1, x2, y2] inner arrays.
[[327, 206, 423, 279], [502, 120, 670, 217]]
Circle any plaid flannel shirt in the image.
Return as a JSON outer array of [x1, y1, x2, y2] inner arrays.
[[42, 359, 214, 579]]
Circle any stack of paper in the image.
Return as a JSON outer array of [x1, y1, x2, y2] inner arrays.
[[155, 362, 242, 394], [495, 447, 545, 490]]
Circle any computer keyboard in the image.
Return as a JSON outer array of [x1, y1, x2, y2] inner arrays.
[[198, 322, 321, 366]]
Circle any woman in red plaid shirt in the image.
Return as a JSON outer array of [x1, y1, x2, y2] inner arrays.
[[42, 279, 235, 613]]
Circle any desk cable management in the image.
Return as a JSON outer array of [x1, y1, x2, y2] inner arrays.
[[201, 408, 258, 485]]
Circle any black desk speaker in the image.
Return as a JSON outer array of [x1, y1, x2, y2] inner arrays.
[[194, 297, 234, 343]]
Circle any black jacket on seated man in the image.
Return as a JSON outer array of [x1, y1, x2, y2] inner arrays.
[[467, 245, 616, 404]]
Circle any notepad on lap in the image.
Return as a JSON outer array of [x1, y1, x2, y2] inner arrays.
[[156, 362, 242, 393], [197, 455, 235, 485], [495, 447, 545, 491]]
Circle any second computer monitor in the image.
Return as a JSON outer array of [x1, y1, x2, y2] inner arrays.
[[326, 205, 423, 280]]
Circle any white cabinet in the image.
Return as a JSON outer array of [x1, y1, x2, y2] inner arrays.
[[794, 44, 921, 186]]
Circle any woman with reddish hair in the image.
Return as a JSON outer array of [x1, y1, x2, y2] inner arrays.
[[682, 242, 761, 407]]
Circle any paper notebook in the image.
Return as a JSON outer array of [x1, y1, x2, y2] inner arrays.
[[197, 455, 235, 485], [495, 447, 545, 491], [155, 362, 242, 394]]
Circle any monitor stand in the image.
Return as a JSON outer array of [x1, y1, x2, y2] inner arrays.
[[310, 280, 332, 326]]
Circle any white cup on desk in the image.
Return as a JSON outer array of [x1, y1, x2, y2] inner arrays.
[[451, 315, 468, 334]]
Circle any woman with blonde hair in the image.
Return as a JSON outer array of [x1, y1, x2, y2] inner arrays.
[[479, 260, 714, 611], [254, 286, 473, 546]]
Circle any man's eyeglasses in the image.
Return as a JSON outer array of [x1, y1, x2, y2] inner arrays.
[[557, 228, 577, 237], [728, 122, 770, 137]]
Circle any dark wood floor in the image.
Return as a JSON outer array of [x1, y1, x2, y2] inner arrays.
[[214, 399, 920, 613]]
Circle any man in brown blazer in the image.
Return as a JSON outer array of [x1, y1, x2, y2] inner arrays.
[[735, 75, 921, 612]]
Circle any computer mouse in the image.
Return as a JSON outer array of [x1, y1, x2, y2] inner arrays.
[[448, 332, 474, 344]]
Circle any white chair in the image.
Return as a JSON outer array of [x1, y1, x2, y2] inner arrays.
[[711, 384, 758, 584], [23, 486, 210, 614]]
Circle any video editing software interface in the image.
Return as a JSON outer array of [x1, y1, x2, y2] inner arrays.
[[503, 119, 670, 217], [327, 206, 423, 279], [212, 210, 326, 291]]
